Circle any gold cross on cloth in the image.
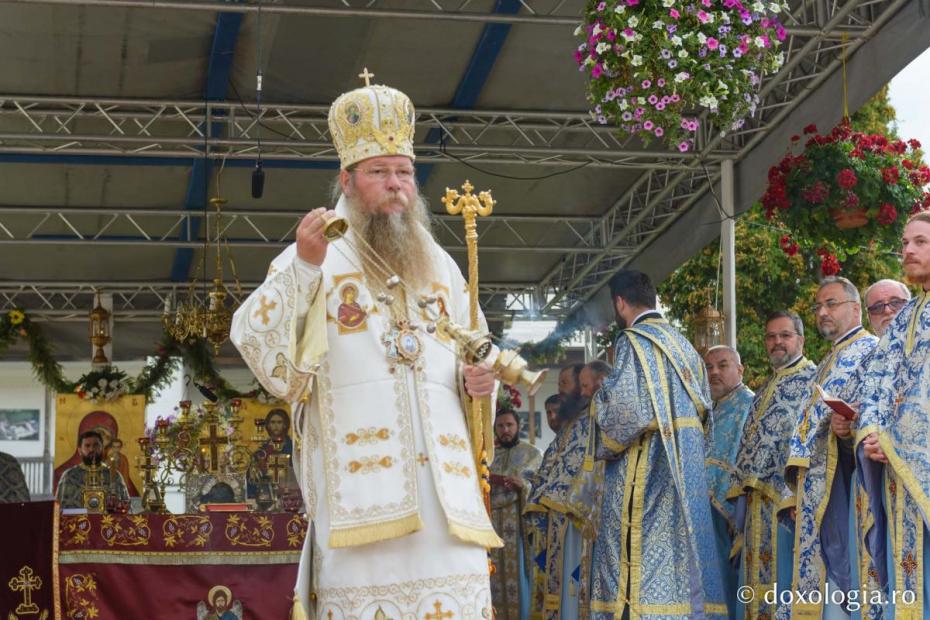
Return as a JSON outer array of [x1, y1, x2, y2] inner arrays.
[[253, 295, 277, 325], [8, 566, 42, 614], [424, 600, 454, 620]]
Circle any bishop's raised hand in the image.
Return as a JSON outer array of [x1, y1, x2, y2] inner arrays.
[[296, 207, 334, 266]]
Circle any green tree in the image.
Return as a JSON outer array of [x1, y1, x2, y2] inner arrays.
[[658, 87, 905, 388]]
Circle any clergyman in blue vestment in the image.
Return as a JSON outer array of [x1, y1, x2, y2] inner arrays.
[[704, 345, 755, 619], [728, 311, 815, 620], [858, 213, 930, 620], [589, 269, 727, 620], [787, 277, 878, 619]]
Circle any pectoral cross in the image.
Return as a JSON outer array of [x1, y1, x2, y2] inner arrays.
[[200, 421, 229, 472], [358, 67, 375, 86], [424, 600, 454, 620], [8, 566, 42, 615]]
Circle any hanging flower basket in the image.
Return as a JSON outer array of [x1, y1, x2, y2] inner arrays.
[[829, 207, 870, 230], [575, 0, 789, 151], [762, 119, 930, 274]]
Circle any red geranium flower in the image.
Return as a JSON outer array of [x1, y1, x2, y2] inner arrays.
[[882, 166, 900, 185], [803, 123, 818, 135], [820, 253, 841, 276], [877, 203, 898, 225], [836, 168, 858, 189]]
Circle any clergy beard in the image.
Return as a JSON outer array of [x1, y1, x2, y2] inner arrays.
[[497, 435, 520, 449], [558, 394, 590, 424], [82, 453, 102, 466], [342, 188, 436, 292]]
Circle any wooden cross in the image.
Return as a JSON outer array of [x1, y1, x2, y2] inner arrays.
[[199, 420, 229, 472], [253, 295, 277, 326], [424, 600, 453, 620], [8, 566, 42, 614], [358, 67, 375, 86], [267, 452, 290, 485]]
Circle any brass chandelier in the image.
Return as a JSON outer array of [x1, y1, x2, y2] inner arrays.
[[162, 194, 242, 353]]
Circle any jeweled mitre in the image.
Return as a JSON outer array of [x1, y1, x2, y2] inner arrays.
[[327, 82, 416, 170]]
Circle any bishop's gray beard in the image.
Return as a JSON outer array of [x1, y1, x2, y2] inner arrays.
[[344, 191, 436, 292]]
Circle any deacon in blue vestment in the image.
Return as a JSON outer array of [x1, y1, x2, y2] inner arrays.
[[704, 345, 755, 619], [787, 277, 878, 619], [589, 269, 726, 620], [525, 363, 604, 620], [842, 278, 913, 619], [728, 311, 816, 620], [857, 213, 930, 620]]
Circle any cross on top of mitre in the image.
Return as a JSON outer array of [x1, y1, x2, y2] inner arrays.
[[358, 67, 375, 86]]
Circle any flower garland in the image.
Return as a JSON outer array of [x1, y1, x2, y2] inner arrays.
[[762, 120, 930, 275], [0, 308, 279, 404], [576, 0, 788, 150]]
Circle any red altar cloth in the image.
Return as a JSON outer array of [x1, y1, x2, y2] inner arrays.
[[58, 512, 307, 619]]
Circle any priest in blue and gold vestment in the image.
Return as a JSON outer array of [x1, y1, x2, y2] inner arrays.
[[524, 364, 606, 620], [787, 277, 878, 619], [524, 369, 578, 619], [728, 311, 816, 620], [491, 408, 543, 620], [857, 212, 930, 620], [589, 269, 726, 620], [704, 345, 754, 619]]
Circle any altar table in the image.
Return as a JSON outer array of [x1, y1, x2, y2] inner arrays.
[[58, 511, 306, 619]]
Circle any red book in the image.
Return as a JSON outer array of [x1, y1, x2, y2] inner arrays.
[[815, 384, 857, 421], [489, 473, 509, 487]]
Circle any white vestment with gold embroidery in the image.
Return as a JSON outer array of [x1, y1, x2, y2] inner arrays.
[[231, 198, 497, 620]]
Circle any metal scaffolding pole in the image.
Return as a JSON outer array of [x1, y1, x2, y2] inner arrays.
[[721, 159, 737, 349]]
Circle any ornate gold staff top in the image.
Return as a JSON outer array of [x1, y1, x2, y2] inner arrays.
[[442, 180, 495, 517], [442, 180, 495, 331]]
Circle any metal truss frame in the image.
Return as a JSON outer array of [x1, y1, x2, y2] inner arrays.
[[0, 0, 917, 325], [0, 205, 627, 256], [1, 0, 871, 34], [0, 95, 723, 170], [0, 280, 543, 322]]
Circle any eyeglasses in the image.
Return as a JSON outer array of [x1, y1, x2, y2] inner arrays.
[[764, 331, 799, 342], [811, 299, 855, 313], [866, 298, 908, 315], [355, 166, 416, 182]]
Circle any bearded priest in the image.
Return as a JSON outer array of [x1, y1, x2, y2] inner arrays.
[[231, 72, 502, 620]]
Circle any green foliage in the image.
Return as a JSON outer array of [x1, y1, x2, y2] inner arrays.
[[660, 86, 909, 388], [659, 208, 900, 388], [851, 85, 898, 138], [0, 308, 275, 403]]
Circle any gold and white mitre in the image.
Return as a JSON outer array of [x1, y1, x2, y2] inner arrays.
[[327, 69, 416, 169]]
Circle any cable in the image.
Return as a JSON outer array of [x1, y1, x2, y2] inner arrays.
[[437, 130, 594, 181], [252, 0, 265, 198], [228, 79, 304, 142]]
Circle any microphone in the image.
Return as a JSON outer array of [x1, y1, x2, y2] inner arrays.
[[251, 160, 265, 199]]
